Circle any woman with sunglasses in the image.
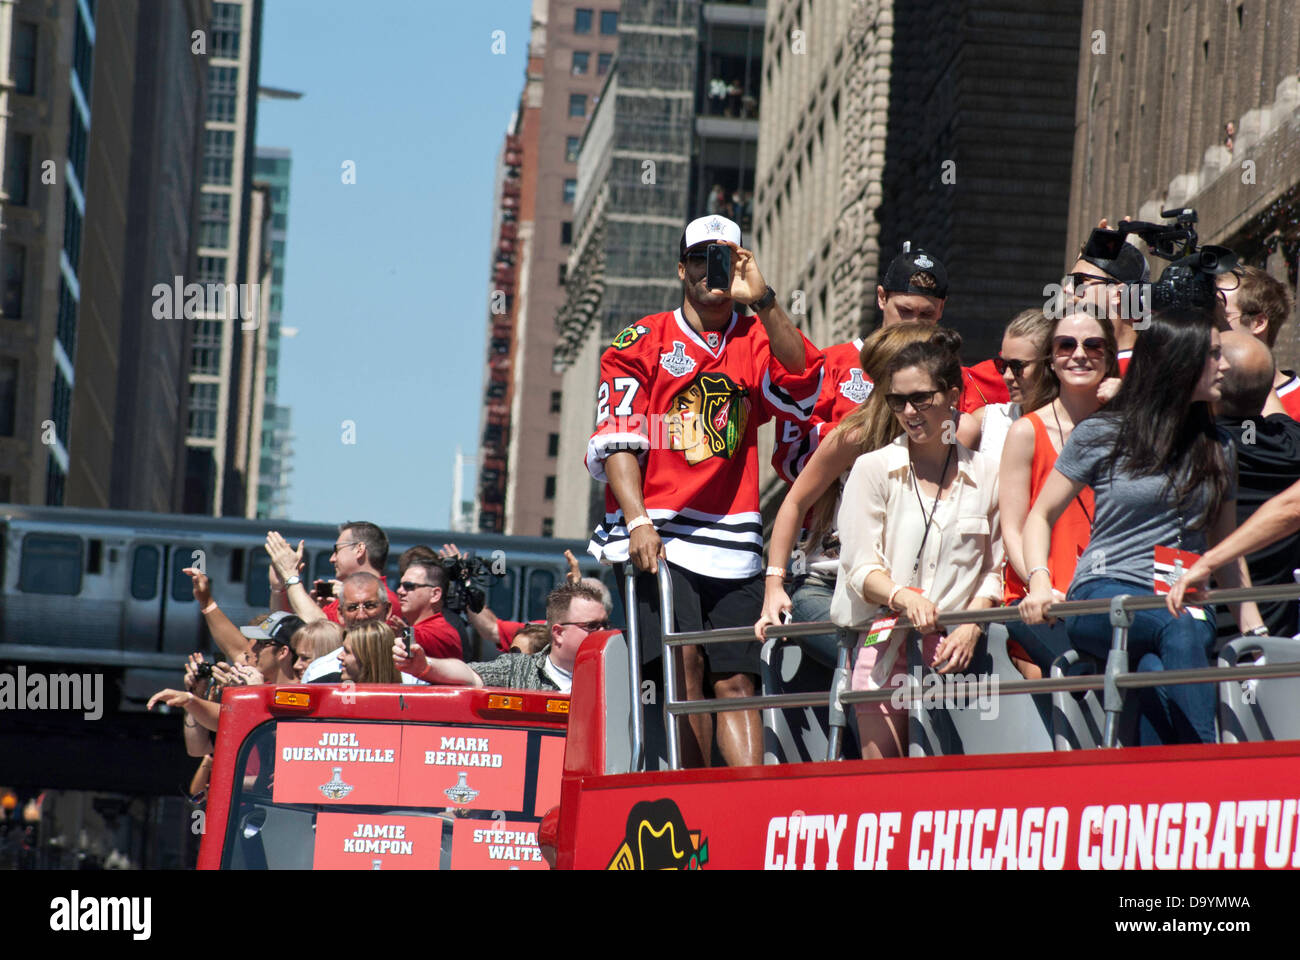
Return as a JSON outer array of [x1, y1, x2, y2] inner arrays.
[[755, 324, 959, 655], [956, 309, 1054, 460], [832, 333, 1003, 758], [998, 310, 1119, 677], [1020, 308, 1266, 744]]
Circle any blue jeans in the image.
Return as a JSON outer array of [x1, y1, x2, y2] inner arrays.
[[1066, 578, 1217, 745], [789, 575, 840, 669]]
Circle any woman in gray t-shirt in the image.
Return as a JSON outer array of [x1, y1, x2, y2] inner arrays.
[[1019, 309, 1266, 744]]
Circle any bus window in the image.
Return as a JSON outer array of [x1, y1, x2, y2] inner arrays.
[[314, 552, 334, 584], [602, 568, 626, 630], [246, 552, 272, 609], [525, 569, 557, 621], [130, 545, 161, 601], [172, 548, 200, 602], [487, 569, 516, 620], [19, 534, 82, 595]]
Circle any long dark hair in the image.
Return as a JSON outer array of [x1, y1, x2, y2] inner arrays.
[[1099, 309, 1230, 530]]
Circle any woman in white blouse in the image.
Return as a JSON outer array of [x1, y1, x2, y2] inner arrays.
[[831, 331, 1004, 758]]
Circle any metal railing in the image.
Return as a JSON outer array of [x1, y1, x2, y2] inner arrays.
[[622, 563, 1300, 770]]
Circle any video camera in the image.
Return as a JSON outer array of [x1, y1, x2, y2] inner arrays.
[[439, 553, 496, 615], [1085, 208, 1239, 314]]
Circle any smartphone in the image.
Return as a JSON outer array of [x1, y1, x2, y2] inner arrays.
[[402, 624, 413, 657], [705, 242, 731, 292], [1082, 227, 1125, 261], [313, 579, 334, 601]]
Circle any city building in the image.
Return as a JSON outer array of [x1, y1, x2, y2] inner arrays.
[[550, 0, 765, 538], [0, 0, 210, 509], [1067, 0, 1300, 373], [184, 0, 264, 516], [475, 0, 621, 537], [252, 145, 294, 518]]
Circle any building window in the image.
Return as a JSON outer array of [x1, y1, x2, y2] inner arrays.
[[188, 381, 220, 439], [191, 320, 222, 375], [563, 178, 577, 204], [72, 5, 93, 99], [0, 474, 11, 502], [572, 51, 589, 75], [0, 357, 17, 436], [56, 277, 76, 360], [575, 8, 593, 33], [558, 264, 568, 286], [561, 221, 572, 245], [207, 65, 238, 123], [597, 52, 613, 75], [3, 245, 25, 319], [67, 99, 89, 186], [49, 365, 71, 445], [5, 134, 31, 206], [199, 192, 231, 249], [544, 476, 556, 500], [12, 22, 37, 95], [550, 390, 562, 414], [203, 129, 235, 185], [600, 10, 618, 34], [568, 94, 587, 118], [566, 136, 580, 163], [62, 186, 83, 272], [197, 255, 227, 284], [547, 433, 559, 457], [542, 518, 554, 537], [212, 2, 242, 59]]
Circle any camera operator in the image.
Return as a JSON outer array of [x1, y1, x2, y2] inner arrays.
[[397, 560, 463, 660], [1064, 219, 1150, 374]]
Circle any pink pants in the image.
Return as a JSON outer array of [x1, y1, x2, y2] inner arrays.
[[851, 631, 943, 716]]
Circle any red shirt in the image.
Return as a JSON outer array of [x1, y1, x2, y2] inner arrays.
[[322, 582, 403, 624], [413, 612, 463, 660], [1278, 371, 1300, 420], [771, 338, 870, 482], [495, 618, 547, 653], [958, 359, 1010, 413]]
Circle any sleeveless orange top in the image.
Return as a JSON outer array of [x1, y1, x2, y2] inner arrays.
[[1004, 410, 1095, 602]]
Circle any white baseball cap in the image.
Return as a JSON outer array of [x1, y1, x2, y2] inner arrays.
[[680, 215, 742, 257]]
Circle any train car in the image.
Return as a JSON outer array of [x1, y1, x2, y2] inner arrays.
[[0, 504, 616, 714]]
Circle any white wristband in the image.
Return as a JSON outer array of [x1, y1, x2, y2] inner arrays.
[[765, 566, 786, 578], [626, 515, 654, 533]]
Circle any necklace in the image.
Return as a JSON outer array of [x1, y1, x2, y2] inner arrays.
[[906, 442, 956, 587]]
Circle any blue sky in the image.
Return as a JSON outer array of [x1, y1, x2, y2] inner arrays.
[[255, 0, 530, 528]]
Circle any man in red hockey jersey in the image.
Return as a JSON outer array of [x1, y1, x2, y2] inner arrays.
[[587, 214, 823, 768]]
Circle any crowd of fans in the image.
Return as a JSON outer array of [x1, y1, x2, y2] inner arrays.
[[150, 211, 1300, 788]]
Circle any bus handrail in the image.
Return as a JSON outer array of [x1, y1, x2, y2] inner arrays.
[[648, 561, 1300, 768]]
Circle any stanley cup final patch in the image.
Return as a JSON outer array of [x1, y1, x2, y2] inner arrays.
[[838, 369, 871, 404], [914, 254, 934, 269], [660, 341, 697, 377]]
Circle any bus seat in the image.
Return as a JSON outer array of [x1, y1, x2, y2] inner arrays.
[[1217, 635, 1300, 743], [1050, 650, 1139, 750], [760, 637, 837, 764]]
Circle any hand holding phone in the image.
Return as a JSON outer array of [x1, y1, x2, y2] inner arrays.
[[705, 242, 732, 292]]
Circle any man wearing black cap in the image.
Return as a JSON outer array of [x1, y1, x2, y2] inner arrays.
[[241, 611, 306, 685], [1066, 226, 1151, 374], [586, 214, 824, 769], [877, 245, 949, 326]]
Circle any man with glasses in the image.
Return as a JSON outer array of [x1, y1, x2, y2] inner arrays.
[[265, 521, 401, 626], [397, 560, 463, 660], [300, 572, 421, 684], [393, 582, 608, 693], [1063, 227, 1150, 374]]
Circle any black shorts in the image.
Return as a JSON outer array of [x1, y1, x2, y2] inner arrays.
[[616, 561, 764, 676]]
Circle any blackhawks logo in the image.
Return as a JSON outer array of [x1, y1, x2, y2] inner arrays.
[[664, 372, 749, 465], [611, 324, 650, 350], [607, 798, 709, 870]]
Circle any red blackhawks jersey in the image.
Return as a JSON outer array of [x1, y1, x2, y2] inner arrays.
[[1278, 370, 1300, 420], [586, 308, 824, 579], [772, 338, 870, 483]]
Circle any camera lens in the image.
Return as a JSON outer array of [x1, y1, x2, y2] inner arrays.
[[1200, 250, 1218, 271]]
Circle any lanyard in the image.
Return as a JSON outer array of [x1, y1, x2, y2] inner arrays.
[[906, 443, 955, 588]]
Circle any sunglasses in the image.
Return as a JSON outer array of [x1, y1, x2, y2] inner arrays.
[[1064, 272, 1110, 291], [884, 390, 942, 413], [992, 356, 1033, 377], [1053, 336, 1106, 358], [398, 580, 433, 592], [558, 619, 611, 633], [331, 540, 359, 554]]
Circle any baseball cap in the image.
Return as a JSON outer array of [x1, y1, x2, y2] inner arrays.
[[881, 247, 949, 299], [240, 610, 306, 645], [680, 215, 742, 259], [1081, 239, 1150, 285]]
